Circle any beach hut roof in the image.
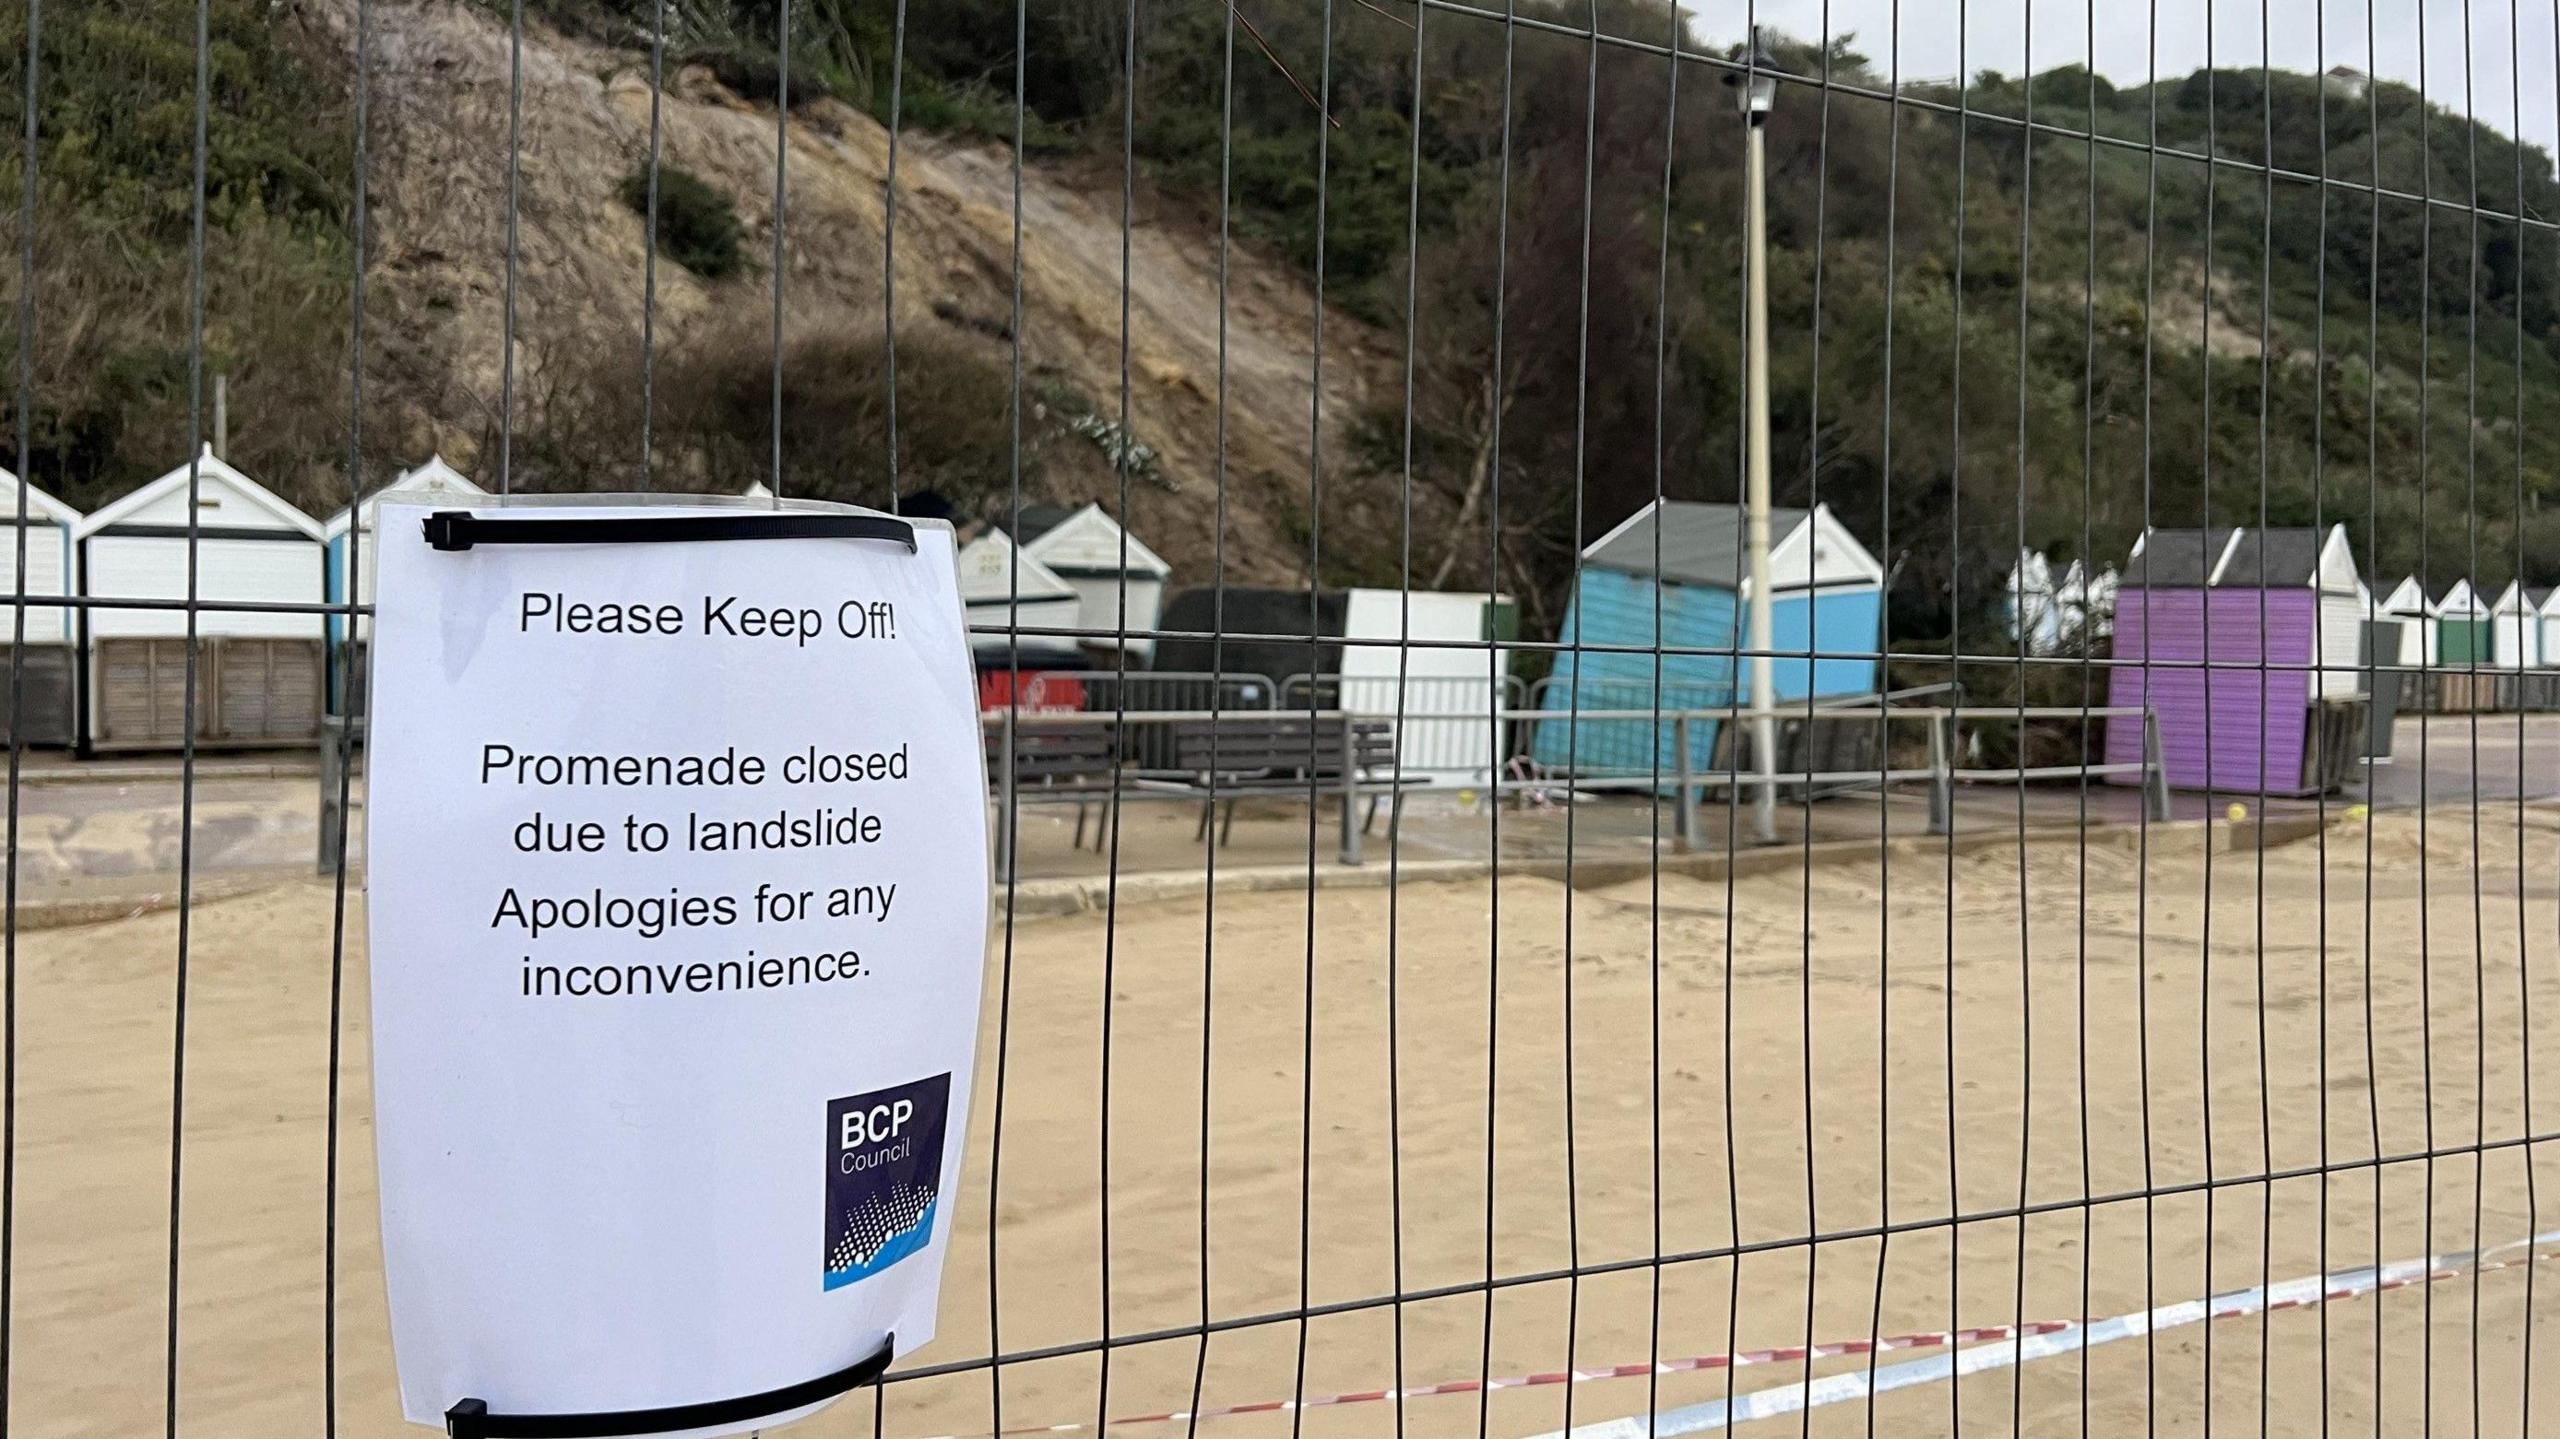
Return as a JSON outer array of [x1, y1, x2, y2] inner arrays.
[[322, 455, 487, 539], [2433, 578, 2485, 613], [1016, 501, 1171, 579], [2378, 575, 2432, 614], [2492, 580, 2541, 614], [2218, 525, 2361, 593], [74, 445, 322, 541], [2214, 529, 2320, 587], [2121, 527, 2238, 587], [954, 528, 1078, 606], [2124, 525, 2358, 592], [0, 465, 82, 527], [1582, 500, 1882, 590]]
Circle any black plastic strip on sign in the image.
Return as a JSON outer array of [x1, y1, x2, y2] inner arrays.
[[442, 1335, 896, 1438], [421, 510, 918, 553]]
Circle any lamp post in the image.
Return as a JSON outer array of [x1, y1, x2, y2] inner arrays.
[[1725, 28, 1782, 845]]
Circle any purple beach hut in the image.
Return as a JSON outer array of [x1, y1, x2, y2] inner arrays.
[[2103, 525, 2367, 797]]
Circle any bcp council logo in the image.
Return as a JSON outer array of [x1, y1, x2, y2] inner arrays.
[[823, 1073, 950, 1291]]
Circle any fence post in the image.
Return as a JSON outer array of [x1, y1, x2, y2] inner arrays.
[[995, 709, 1016, 884], [1673, 714, 1696, 851], [316, 713, 359, 875], [1926, 711, 1952, 836], [2142, 710, 2172, 823], [1338, 713, 1362, 867]]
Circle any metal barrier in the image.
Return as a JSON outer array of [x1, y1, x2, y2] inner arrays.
[[51, 0, 2554, 1427], [1496, 703, 2174, 847], [1277, 671, 1525, 785], [986, 704, 2176, 868], [2408, 668, 2560, 714], [986, 707, 1387, 872], [316, 713, 363, 874], [1073, 670, 1277, 770], [1074, 669, 1278, 715]]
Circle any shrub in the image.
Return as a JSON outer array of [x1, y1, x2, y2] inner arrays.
[[642, 311, 1035, 508], [619, 166, 744, 280]]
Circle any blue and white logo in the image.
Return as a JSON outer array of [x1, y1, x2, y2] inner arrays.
[[824, 1074, 949, 1291]]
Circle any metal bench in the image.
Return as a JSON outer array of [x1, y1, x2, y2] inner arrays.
[[1167, 713, 1414, 864]]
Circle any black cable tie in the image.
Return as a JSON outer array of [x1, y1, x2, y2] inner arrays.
[[444, 1333, 894, 1438], [423, 510, 917, 553]]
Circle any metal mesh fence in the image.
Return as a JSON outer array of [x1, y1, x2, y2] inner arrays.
[[4, 0, 2559, 1435]]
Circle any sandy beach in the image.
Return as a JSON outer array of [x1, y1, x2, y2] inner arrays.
[[8, 805, 2558, 1438]]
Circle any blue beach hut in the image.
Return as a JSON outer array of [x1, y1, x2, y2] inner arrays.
[[1530, 500, 1886, 776]]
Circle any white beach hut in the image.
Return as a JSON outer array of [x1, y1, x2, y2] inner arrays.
[[2005, 550, 2064, 654], [955, 528, 1082, 652], [0, 466, 84, 744], [2434, 578, 2492, 665], [2491, 581, 2547, 670], [1016, 503, 1171, 660], [2376, 576, 2438, 668], [2301, 526, 2371, 697], [322, 455, 486, 713], [2070, 563, 2120, 641], [74, 446, 328, 751]]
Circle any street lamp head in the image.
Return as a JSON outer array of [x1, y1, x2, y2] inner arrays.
[[1723, 26, 1785, 119]]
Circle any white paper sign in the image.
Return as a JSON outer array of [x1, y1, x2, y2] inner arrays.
[[365, 499, 989, 1436]]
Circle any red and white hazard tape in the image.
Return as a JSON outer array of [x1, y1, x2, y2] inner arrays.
[[1543, 1234, 2560, 1439], [931, 1321, 2071, 1438], [914, 1243, 2560, 1439]]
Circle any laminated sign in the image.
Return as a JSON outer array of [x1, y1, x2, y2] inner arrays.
[[365, 499, 990, 1438]]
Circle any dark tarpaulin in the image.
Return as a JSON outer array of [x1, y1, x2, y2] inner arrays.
[[1150, 586, 1347, 683]]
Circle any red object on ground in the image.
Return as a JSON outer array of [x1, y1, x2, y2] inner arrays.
[[979, 670, 1086, 714]]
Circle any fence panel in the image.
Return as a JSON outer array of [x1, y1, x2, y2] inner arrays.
[[5, 1, 2558, 1438]]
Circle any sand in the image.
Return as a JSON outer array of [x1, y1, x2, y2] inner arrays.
[[8, 806, 2560, 1438]]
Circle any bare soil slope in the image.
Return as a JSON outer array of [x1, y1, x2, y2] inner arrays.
[[315, 0, 1412, 581]]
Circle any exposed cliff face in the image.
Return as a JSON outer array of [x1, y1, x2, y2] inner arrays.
[[324, 0, 1415, 583]]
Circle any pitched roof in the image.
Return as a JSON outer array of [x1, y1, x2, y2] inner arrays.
[[2378, 576, 2431, 613], [73, 445, 324, 540], [323, 455, 487, 538], [954, 529, 1078, 606], [2121, 528, 2236, 587], [1584, 502, 1811, 587], [1015, 502, 1171, 578], [0, 465, 82, 526], [2214, 527, 2326, 587]]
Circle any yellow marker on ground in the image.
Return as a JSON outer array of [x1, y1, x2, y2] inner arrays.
[[2227, 802, 2249, 823]]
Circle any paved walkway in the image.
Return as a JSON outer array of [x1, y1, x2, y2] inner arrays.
[[0, 715, 2549, 897]]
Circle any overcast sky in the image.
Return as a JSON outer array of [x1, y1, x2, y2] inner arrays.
[[1688, 0, 2560, 154]]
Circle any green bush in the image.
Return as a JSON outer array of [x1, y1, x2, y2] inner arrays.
[[0, 0, 357, 508], [619, 166, 744, 280]]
